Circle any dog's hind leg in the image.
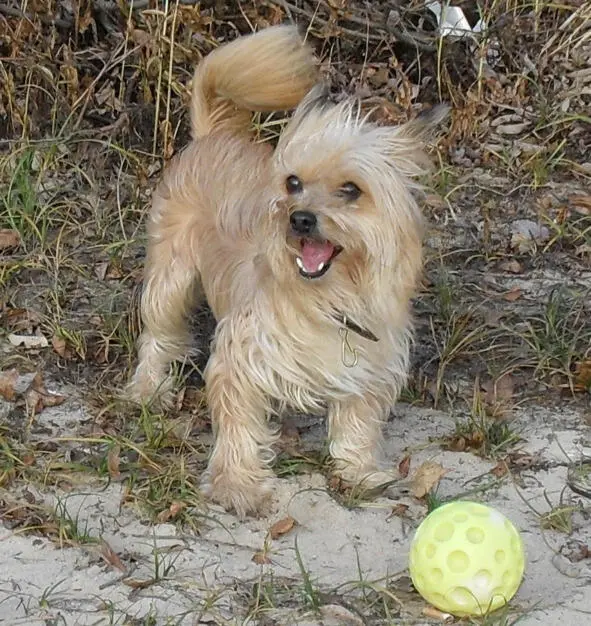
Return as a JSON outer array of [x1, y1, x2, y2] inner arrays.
[[128, 200, 202, 408]]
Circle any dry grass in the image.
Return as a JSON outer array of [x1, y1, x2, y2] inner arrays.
[[1, 0, 590, 622]]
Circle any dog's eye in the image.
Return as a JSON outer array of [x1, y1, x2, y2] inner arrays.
[[339, 182, 362, 201], [285, 175, 303, 194]]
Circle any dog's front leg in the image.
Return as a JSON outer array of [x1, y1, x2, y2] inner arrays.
[[201, 329, 277, 518], [328, 395, 396, 490]]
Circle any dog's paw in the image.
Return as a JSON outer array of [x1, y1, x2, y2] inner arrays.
[[201, 469, 273, 519], [126, 375, 176, 411]]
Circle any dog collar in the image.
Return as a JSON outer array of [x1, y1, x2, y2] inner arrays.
[[335, 313, 379, 342]]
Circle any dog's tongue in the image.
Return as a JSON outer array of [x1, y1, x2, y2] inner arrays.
[[301, 239, 335, 273]]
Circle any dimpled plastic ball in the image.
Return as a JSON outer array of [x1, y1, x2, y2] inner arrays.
[[408, 501, 525, 616]]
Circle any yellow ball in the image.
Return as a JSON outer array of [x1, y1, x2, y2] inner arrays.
[[409, 501, 525, 616]]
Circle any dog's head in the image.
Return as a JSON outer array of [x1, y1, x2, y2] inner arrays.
[[267, 86, 448, 298]]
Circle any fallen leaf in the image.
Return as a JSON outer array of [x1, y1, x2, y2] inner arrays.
[[499, 259, 523, 274], [0, 369, 19, 401], [279, 417, 300, 450], [510, 219, 550, 252], [490, 460, 509, 477], [411, 462, 449, 499], [447, 435, 467, 452], [482, 373, 514, 405], [506, 451, 536, 470], [8, 333, 49, 349], [123, 578, 155, 590], [252, 551, 272, 565], [422, 605, 454, 621], [569, 194, 591, 216], [319, 604, 364, 626], [51, 334, 70, 359], [388, 503, 410, 519], [0, 229, 21, 250], [105, 264, 123, 280], [100, 539, 127, 573], [156, 500, 186, 523], [107, 445, 121, 479], [269, 516, 296, 540], [94, 262, 109, 281], [22, 453, 35, 466], [2, 308, 40, 333], [130, 28, 151, 47], [398, 454, 411, 478], [24, 372, 66, 415], [503, 286, 522, 302], [562, 540, 590, 563], [327, 475, 343, 491], [573, 360, 591, 393], [424, 193, 446, 209]]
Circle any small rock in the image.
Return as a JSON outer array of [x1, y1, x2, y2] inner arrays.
[[510, 219, 550, 252]]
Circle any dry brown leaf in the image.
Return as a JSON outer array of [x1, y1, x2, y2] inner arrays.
[[424, 193, 446, 209], [573, 360, 591, 393], [252, 551, 272, 565], [107, 445, 121, 479], [422, 605, 454, 621], [123, 578, 155, 590], [411, 461, 449, 499], [447, 435, 467, 452], [490, 460, 509, 477], [105, 264, 123, 280], [482, 373, 514, 405], [156, 500, 186, 523], [22, 452, 35, 466], [94, 262, 109, 281], [100, 539, 127, 573], [388, 503, 410, 519], [499, 259, 523, 274], [398, 454, 411, 478], [51, 334, 70, 359], [503, 287, 522, 302], [24, 372, 66, 415], [169, 501, 185, 517], [130, 28, 151, 48], [569, 194, 591, 216], [2, 308, 40, 333], [0, 369, 19, 401], [0, 229, 21, 250], [269, 516, 296, 540]]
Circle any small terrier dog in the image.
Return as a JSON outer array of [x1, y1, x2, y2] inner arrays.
[[128, 25, 448, 518]]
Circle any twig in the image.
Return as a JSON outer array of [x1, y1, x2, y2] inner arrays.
[[0, 4, 73, 29], [277, 1, 383, 42], [316, 0, 436, 51], [279, 1, 436, 51]]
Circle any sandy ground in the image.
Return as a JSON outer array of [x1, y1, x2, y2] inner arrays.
[[2, 382, 591, 625]]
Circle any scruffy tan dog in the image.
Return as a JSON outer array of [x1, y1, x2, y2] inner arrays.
[[128, 25, 448, 518]]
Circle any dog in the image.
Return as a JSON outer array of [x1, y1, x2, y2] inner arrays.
[[128, 25, 448, 518]]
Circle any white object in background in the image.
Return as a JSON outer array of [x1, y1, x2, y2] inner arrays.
[[425, 1, 485, 38]]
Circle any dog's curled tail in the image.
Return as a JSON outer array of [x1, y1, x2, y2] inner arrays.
[[190, 25, 318, 139]]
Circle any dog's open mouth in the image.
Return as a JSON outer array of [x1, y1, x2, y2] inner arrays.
[[295, 238, 343, 279]]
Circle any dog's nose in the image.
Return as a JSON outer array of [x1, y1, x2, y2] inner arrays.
[[290, 210, 317, 235]]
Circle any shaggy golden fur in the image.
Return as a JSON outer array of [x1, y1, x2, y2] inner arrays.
[[128, 25, 448, 518]]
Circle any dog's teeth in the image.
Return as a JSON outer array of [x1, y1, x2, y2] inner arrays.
[[317, 262, 325, 272], [296, 257, 304, 270]]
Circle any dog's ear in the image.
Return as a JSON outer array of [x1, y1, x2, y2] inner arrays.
[[292, 83, 333, 119], [370, 104, 450, 181], [398, 103, 451, 140]]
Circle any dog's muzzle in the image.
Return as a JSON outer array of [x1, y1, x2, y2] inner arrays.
[[289, 210, 317, 235], [288, 210, 342, 280]]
